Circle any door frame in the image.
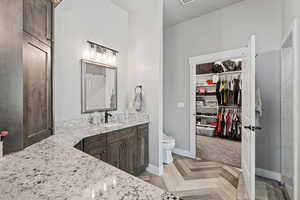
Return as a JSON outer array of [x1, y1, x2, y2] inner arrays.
[[188, 47, 248, 158], [281, 18, 299, 200]]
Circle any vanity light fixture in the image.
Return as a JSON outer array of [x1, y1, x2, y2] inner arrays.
[[86, 41, 119, 66]]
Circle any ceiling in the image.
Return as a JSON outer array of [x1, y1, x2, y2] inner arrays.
[[111, 0, 244, 28], [164, 0, 244, 28], [111, 0, 146, 12]]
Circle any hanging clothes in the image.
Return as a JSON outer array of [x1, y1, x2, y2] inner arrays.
[[216, 76, 241, 106], [216, 80, 221, 105], [214, 108, 242, 140]]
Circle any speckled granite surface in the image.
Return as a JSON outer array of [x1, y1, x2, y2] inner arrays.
[[0, 113, 178, 200]]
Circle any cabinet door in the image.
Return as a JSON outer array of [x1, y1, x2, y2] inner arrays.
[[23, 33, 52, 147], [23, 0, 52, 46], [85, 147, 107, 162], [126, 129, 137, 175], [83, 135, 107, 161], [107, 140, 127, 170], [98, 147, 108, 162], [136, 124, 149, 175]]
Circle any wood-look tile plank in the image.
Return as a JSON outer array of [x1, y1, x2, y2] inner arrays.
[[220, 168, 239, 188], [222, 165, 241, 178], [139, 157, 242, 200]]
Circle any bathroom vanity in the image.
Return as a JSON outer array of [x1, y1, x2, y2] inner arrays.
[[75, 123, 149, 176], [0, 113, 177, 200]]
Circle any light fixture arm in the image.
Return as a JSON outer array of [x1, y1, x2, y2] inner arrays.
[[87, 40, 119, 54]]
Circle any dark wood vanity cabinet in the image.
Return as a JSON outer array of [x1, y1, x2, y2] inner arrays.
[[23, 0, 53, 147], [84, 134, 107, 162], [136, 124, 149, 175], [0, 0, 53, 154], [81, 124, 149, 176], [23, 0, 53, 46], [23, 33, 52, 147], [74, 141, 83, 151], [107, 127, 137, 174]]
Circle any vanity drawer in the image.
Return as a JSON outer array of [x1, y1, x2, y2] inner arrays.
[[107, 127, 136, 144], [86, 147, 107, 162], [83, 134, 107, 151]]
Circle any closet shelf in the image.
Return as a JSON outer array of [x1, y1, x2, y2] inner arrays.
[[217, 105, 241, 109], [196, 105, 241, 109], [196, 70, 242, 77], [196, 84, 216, 87], [196, 124, 216, 128], [197, 106, 218, 109], [196, 95, 216, 97], [196, 115, 217, 119]]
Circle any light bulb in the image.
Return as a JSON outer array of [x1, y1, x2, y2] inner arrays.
[[112, 52, 117, 66], [83, 49, 90, 59], [95, 46, 101, 62], [103, 49, 107, 63], [107, 51, 113, 64], [96, 52, 101, 62], [90, 44, 96, 59], [112, 56, 116, 65]]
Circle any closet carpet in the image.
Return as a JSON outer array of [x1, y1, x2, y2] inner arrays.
[[139, 155, 241, 200], [197, 136, 241, 168]]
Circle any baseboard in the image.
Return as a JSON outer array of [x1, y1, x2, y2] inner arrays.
[[172, 148, 195, 159], [146, 164, 163, 176], [256, 168, 282, 182]]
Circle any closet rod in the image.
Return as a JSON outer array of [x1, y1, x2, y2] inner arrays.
[[217, 105, 241, 108], [197, 70, 242, 77]]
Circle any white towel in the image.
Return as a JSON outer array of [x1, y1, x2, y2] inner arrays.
[[255, 88, 263, 126], [134, 86, 143, 112]]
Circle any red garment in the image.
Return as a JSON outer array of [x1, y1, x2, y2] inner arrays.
[[226, 111, 231, 136], [216, 112, 222, 134]]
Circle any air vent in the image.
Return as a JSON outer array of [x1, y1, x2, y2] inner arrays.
[[180, 0, 195, 5]]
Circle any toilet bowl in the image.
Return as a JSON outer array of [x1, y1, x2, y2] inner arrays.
[[162, 133, 176, 164]]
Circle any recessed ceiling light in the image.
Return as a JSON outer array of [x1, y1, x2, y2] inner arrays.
[[180, 0, 195, 6]]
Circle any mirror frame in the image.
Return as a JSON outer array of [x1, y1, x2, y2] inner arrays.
[[81, 59, 118, 113]]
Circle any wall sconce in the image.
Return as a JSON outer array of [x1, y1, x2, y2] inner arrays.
[[85, 41, 119, 66]]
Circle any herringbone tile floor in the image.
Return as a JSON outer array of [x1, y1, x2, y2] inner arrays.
[[140, 157, 241, 200]]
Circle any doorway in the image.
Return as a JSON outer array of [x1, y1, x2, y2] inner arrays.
[[189, 36, 257, 200]]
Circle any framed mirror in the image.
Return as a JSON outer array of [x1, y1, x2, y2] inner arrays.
[[81, 59, 117, 113]]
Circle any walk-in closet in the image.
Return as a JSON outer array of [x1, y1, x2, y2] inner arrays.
[[195, 59, 243, 168]]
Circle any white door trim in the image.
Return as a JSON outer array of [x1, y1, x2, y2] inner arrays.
[[281, 18, 299, 200], [256, 168, 282, 182], [188, 48, 248, 158]]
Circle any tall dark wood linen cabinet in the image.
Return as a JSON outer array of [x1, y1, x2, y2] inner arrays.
[[0, 0, 54, 154]]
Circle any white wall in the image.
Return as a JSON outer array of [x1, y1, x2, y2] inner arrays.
[[55, 0, 128, 121], [126, 0, 164, 172], [282, 0, 300, 198], [282, 0, 300, 35], [164, 0, 282, 172], [56, 0, 164, 174], [255, 51, 281, 173]]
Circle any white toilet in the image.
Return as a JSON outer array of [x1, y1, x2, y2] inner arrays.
[[162, 133, 176, 164]]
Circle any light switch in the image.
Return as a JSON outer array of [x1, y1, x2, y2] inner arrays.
[[177, 102, 185, 108]]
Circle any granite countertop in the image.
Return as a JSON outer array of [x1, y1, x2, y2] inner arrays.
[[0, 113, 178, 200]]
